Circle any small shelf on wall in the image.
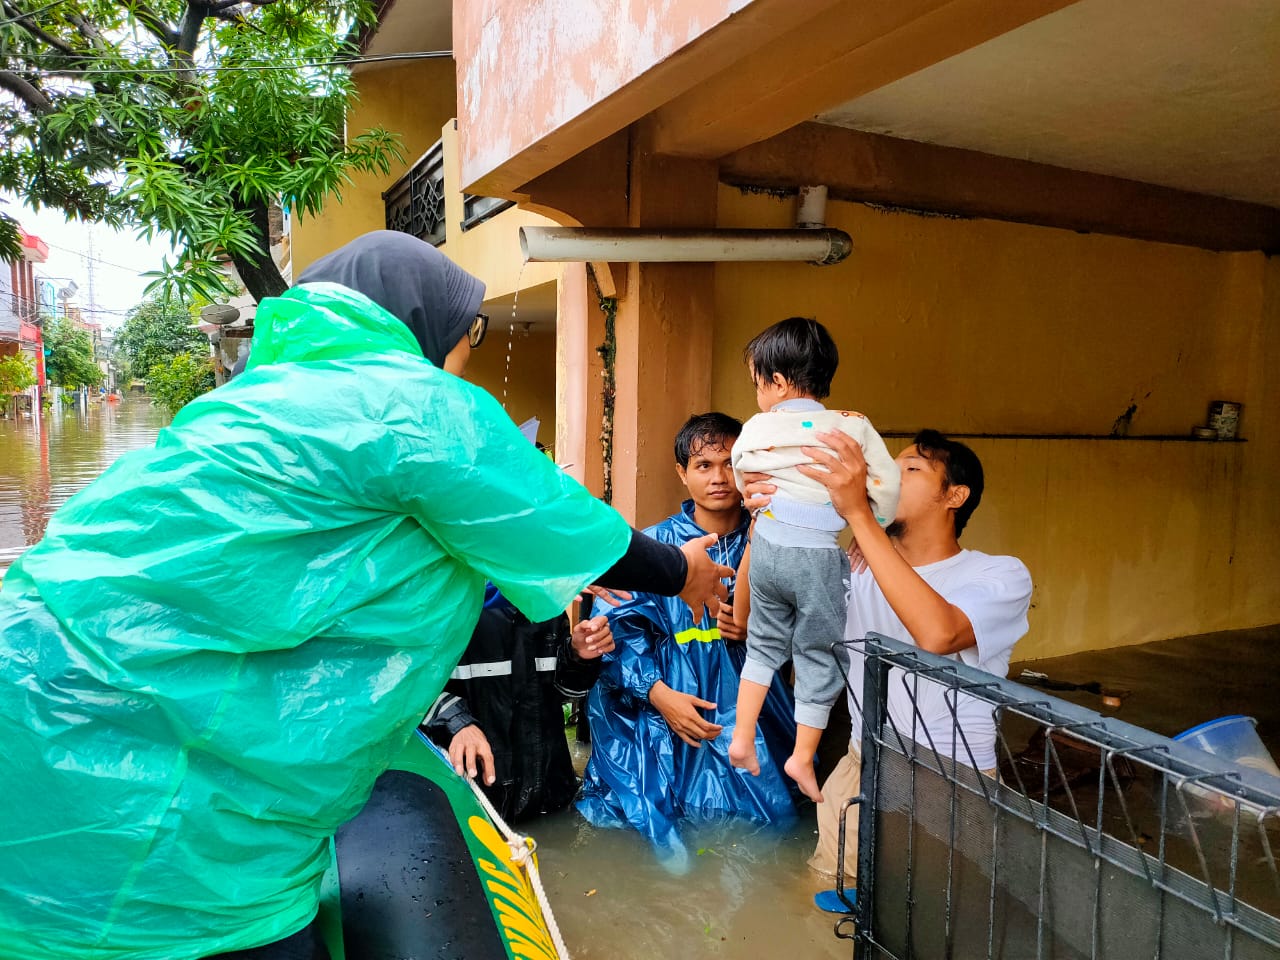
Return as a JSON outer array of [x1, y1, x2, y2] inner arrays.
[[879, 432, 1246, 443]]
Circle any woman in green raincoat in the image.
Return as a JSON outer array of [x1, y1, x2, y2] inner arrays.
[[0, 231, 731, 960]]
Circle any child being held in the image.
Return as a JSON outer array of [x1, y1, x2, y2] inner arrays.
[[729, 317, 899, 802]]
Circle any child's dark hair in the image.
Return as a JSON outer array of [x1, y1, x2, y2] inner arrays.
[[674, 412, 742, 467], [914, 429, 984, 537], [743, 317, 839, 399]]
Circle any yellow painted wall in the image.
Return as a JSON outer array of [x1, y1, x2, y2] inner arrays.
[[437, 121, 562, 302], [289, 63, 564, 448], [463, 326, 558, 447], [712, 187, 1276, 660], [291, 60, 458, 274]]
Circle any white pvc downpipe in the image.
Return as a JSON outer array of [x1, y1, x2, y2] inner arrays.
[[519, 227, 852, 266]]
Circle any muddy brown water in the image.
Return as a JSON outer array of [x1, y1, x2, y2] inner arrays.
[[1011, 627, 1280, 757], [0, 398, 169, 564]]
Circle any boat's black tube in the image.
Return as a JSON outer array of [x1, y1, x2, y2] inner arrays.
[[335, 770, 509, 959]]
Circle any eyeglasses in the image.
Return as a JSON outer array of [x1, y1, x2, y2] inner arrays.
[[469, 313, 489, 349]]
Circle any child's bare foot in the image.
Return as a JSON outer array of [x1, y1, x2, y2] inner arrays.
[[785, 754, 823, 803], [728, 735, 760, 776]]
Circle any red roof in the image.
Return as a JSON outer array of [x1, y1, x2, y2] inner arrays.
[[19, 230, 49, 263]]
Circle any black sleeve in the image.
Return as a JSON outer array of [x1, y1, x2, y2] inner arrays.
[[420, 691, 479, 741], [553, 616, 602, 698], [593, 527, 687, 596]]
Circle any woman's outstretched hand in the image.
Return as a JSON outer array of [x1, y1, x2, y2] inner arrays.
[[678, 533, 734, 623]]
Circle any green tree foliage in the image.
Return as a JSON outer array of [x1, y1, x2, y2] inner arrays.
[[0, 203, 20, 263], [0, 1, 401, 300], [43, 315, 101, 388], [146, 350, 213, 416], [0, 351, 36, 414], [115, 296, 208, 383]]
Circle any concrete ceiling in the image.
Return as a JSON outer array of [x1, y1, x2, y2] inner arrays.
[[818, 0, 1280, 208], [482, 281, 558, 333], [362, 0, 452, 59]]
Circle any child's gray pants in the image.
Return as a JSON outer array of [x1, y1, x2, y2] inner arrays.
[[742, 531, 850, 729]]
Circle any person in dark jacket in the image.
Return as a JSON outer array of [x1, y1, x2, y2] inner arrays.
[[422, 586, 614, 823]]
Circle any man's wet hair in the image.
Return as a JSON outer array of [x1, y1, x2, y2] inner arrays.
[[914, 429, 984, 537], [743, 317, 839, 400], [674, 412, 742, 467]]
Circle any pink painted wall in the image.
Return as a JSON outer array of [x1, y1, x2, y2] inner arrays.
[[454, 0, 749, 191]]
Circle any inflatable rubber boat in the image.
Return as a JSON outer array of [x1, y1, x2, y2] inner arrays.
[[320, 730, 564, 959]]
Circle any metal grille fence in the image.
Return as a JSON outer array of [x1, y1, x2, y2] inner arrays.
[[839, 634, 1280, 960]]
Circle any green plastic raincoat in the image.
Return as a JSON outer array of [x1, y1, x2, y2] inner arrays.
[[0, 282, 630, 959]]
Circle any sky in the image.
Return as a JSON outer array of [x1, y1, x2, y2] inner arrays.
[[5, 194, 175, 331]]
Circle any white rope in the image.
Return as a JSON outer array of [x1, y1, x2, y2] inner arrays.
[[464, 774, 572, 960]]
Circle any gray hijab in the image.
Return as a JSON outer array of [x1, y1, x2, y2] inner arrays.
[[297, 230, 485, 367]]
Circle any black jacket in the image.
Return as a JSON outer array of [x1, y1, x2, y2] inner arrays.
[[422, 601, 600, 823]]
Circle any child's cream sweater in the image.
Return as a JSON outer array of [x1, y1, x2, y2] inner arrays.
[[732, 408, 900, 529]]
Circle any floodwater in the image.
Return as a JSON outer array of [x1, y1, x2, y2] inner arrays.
[[1011, 626, 1280, 757], [0, 398, 169, 566], [537, 742, 846, 959]]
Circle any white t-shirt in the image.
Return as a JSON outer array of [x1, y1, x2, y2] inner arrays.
[[845, 549, 1033, 771]]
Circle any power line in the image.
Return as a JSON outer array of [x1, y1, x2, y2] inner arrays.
[[41, 238, 156, 275], [0, 0, 71, 28], [4, 49, 453, 77]]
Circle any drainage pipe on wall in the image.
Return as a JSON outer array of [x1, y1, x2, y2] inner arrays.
[[519, 226, 852, 266]]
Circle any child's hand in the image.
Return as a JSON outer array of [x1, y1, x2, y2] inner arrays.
[[571, 615, 614, 659], [740, 471, 776, 514], [716, 601, 746, 642]]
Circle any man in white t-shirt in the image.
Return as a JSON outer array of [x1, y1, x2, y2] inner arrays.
[[744, 427, 1032, 896]]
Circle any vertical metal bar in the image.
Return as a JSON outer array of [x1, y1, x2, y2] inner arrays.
[[854, 641, 890, 960], [987, 776, 1000, 960], [944, 701, 958, 960], [1036, 721, 1050, 960], [1256, 808, 1280, 903], [904, 669, 919, 960], [836, 797, 862, 913], [1172, 776, 1231, 921], [1091, 749, 1106, 960], [1155, 771, 1170, 960], [1225, 800, 1240, 960]]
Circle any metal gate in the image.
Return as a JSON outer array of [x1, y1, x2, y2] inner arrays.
[[839, 634, 1280, 960]]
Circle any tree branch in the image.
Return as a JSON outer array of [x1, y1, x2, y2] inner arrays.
[[115, 0, 179, 48], [0, 0, 82, 57], [67, 12, 109, 50], [0, 68, 52, 112], [175, 2, 207, 55]]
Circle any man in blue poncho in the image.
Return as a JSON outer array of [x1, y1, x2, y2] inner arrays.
[[0, 232, 734, 960], [577, 413, 798, 870]]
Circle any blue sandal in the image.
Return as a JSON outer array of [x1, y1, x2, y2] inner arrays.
[[814, 888, 857, 914]]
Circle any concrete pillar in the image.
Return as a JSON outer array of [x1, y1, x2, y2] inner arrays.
[[610, 127, 719, 526], [554, 261, 605, 497]]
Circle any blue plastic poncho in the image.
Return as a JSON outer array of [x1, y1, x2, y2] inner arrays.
[[0, 282, 630, 959], [576, 501, 797, 863]]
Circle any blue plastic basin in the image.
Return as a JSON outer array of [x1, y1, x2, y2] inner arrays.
[[1174, 715, 1280, 777]]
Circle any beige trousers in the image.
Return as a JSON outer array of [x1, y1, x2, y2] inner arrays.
[[808, 745, 863, 881], [808, 744, 997, 883]]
